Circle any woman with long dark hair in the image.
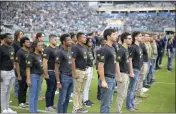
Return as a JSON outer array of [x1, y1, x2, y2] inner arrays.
[[26, 40, 43, 113]]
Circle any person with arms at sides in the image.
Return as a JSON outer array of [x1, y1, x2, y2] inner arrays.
[[167, 32, 175, 71], [155, 35, 163, 70], [55, 34, 73, 113], [83, 38, 94, 107], [0, 33, 17, 113], [35, 32, 46, 100], [146, 35, 158, 85], [115, 32, 132, 113], [143, 33, 152, 89], [12, 30, 24, 98], [71, 32, 89, 113], [136, 33, 149, 98], [26, 40, 43, 113], [126, 31, 143, 112], [15, 37, 30, 108], [43, 34, 58, 111], [96, 38, 106, 100], [98, 28, 117, 113]]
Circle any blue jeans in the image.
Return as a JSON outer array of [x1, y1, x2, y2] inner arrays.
[[57, 73, 73, 113], [45, 71, 57, 107], [14, 69, 19, 97], [126, 69, 140, 109], [99, 76, 116, 113], [167, 52, 174, 70], [29, 74, 42, 113]]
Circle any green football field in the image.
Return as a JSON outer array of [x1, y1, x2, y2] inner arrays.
[[9, 50, 175, 113]]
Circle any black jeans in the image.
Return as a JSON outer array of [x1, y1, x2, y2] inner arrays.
[[45, 71, 57, 107], [18, 76, 28, 104]]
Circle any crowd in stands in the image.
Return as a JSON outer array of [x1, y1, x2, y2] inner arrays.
[[1, 2, 107, 34]]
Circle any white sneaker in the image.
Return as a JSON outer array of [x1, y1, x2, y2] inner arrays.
[[46, 106, 56, 112], [142, 88, 149, 93], [69, 99, 73, 102], [19, 103, 25, 108], [7, 108, 17, 113], [2, 109, 8, 113], [55, 91, 59, 95]]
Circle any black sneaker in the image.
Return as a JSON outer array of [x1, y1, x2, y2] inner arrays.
[[87, 100, 94, 105], [97, 95, 101, 100], [144, 84, 151, 88], [83, 101, 92, 107]]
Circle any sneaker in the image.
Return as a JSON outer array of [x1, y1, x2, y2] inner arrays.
[[26, 102, 29, 107], [128, 108, 138, 112], [52, 105, 57, 110], [9, 101, 12, 103], [19, 103, 25, 108], [142, 88, 149, 93], [46, 106, 56, 112], [72, 108, 83, 113], [55, 90, 59, 95], [79, 108, 88, 113], [7, 108, 17, 113], [2, 109, 8, 113], [133, 99, 142, 105], [69, 99, 73, 102], [97, 95, 101, 100], [84, 101, 92, 107], [144, 85, 151, 88], [87, 100, 94, 105], [138, 94, 148, 98]]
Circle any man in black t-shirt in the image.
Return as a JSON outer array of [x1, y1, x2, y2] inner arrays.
[[115, 32, 132, 113], [136, 33, 149, 98], [12, 30, 24, 98], [43, 34, 58, 111], [71, 32, 89, 113], [126, 31, 143, 112], [15, 37, 30, 108], [98, 28, 117, 113], [55, 34, 73, 113], [0, 33, 17, 113]]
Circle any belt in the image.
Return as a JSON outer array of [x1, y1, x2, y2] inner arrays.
[[60, 72, 72, 76], [48, 70, 55, 72], [105, 74, 115, 79], [76, 68, 87, 71]]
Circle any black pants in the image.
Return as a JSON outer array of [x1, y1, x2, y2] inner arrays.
[[156, 53, 162, 69], [97, 72, 101, 97], [159, 52, 164, 65], [45, 71, 57, 107], [18, 76, 28, 104]]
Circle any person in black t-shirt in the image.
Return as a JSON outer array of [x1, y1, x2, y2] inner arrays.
[[55, 33, 73, 113], [43, 34, 58, 111], [35, 32, 46, 100], [70, 33, 77, 45], [71, 32, 89, 113], [126, 31, 143, 112], [136, 33, 149, 98], [26, 40, 43, 113], [96, 38, 106, 100], [0, 34, 4, 46], [0, 33, 17, 113], [115, 32, 132, 113], [15, 37, 30, 108], [83, 38, 94, 107], [98, 28, 117, 113], [12, 30, 24, 98]]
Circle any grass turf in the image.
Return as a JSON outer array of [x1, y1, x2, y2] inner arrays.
[[9, 54, 175, 113]]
